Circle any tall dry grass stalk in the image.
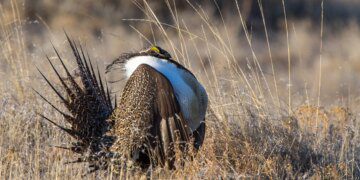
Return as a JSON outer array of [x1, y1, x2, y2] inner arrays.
[[0, 0, 28, 101]]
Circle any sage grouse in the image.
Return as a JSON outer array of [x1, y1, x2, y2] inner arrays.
[[36, 36, 208, 172]]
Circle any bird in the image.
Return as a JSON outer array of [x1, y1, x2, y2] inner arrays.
[[36, 35, 208, 172]]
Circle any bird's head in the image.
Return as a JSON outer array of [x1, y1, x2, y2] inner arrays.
[[142, 46, 172, 60], [105, 46, 173, 74]]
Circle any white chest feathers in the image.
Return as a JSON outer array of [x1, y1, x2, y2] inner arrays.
[[125, 56, 208, 133]]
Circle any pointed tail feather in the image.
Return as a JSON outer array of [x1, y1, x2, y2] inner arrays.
[[35, 35, 115, 156]]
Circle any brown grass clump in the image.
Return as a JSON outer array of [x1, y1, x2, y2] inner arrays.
[[295, 105, 354, 140], [295, 105, 329, 136], [328, 107, 352, 134]]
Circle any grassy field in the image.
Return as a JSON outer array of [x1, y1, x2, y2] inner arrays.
[[1, 0, 360, 179]]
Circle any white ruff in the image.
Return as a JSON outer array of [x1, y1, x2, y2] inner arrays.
[[125, 56, 207, 133]]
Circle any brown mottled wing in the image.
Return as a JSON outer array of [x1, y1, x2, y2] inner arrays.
[[114, 64, 190, 168]]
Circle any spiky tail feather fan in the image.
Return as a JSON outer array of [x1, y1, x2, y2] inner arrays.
[[35, 35, 116, 172]]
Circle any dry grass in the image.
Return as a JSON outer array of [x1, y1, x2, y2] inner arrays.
[[1, 0, 360, 179]]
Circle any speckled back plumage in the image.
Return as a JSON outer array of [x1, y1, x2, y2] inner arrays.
[[110, 64, 190, 168]]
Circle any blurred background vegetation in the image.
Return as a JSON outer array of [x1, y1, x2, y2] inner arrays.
[[15, 0, 360, 104], [23, 0, 360, 33]]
